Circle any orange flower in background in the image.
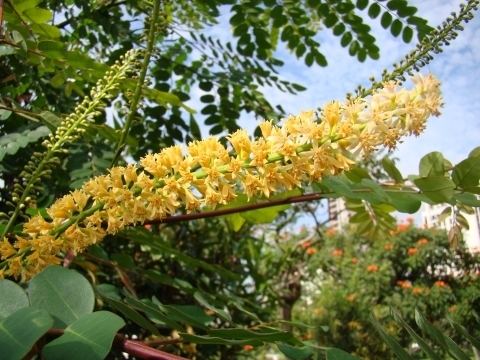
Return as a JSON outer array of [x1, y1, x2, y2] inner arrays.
[[434, 280, 448, 288], [397, 280, 412, 289], [351, 257, 358, 265], [325, 227, 337, 237], [367, 264, 379, 272], [243, 345, 254, 351], [448, 305, 457, 313], [302, 332, 314, 340], [395, 222, 410, 233], [301, 240, 312, 249], [346, 293, 357, 302], [412, 287, 423, 295], [417, 238, 429, 246], [306, 247, 317, 255], [408, 247, 418, 256], [332, 248, 344, 257], [384, 242, 393, 251]]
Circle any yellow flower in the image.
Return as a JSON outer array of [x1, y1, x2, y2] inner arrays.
[[0, 75, 443, 280]]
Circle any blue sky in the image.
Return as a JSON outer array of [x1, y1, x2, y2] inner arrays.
[[195, 0, 480, 176]]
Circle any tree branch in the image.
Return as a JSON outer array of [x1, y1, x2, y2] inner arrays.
[[149, 192, 327, 225], [111, 0, 162, 166]]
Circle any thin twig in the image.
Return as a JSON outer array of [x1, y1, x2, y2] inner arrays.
[[111, 0, 162, 166], [150, 192, 327, 225], [0, 0, 4, 38]]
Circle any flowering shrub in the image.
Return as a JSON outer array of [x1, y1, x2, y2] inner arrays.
[[297, 227, 480, 359], [1, 76, 442, 280]]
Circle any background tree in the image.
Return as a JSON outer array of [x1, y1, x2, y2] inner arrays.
[[295, 225, 480, 359]]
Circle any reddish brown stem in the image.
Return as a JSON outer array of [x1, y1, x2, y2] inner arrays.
[[116, 337, 189, 360], [149, 192, 326, 225], [0, 0, 4, 37], [46, 329, 189, 360]]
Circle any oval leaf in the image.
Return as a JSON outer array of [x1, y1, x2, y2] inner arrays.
[[0, 307, 53, 360], [42, 311, 125, 360], [28, 266, 95, 327], [414, 176, 456, 203], [0, 280, 29, 319]]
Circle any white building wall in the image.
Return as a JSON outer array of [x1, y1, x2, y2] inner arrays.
[[421, 203, 480, 252]]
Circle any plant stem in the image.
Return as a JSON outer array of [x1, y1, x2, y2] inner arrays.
[[1, 84, 111, 239], [111, 0, 162, 166], [360, 0, 479, 97], [149, 187, 419, 225], [51, 202, 104, 238], [46, 329, 188, 360]]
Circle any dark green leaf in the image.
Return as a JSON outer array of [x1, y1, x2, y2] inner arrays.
[[390, 19, 403, 37], [180, 333, 262, 345], [200, 94, 215, 103], [326, 347, 360, 360], [455, 192, 480, 207], [277, 342, 315, 360], [392, 310, 440, 360], [414, 310, 469, 360], [28, 266, 95, 327], [447, 318, 480, 351], [380, 12, 393, 28], [0, 280, 29, 319], [305, 52, 314, 67], [386, 191, 421, 213], [368, 3, 381, 18], [382, 157, 403, 182], [124, 297, 182, 330], [0, 308, 53, 360], [402, 27, 413, 42], [42, 311, 125, 360], [102, 297, 160, 335], [199, 81, 213, 91], [194, 291, 232, 322], [468, 146, 480, 158], [452, 156, 480, 188], [333, 23, 346, 36], [315, 52, 328, 66], [208, 327, 300, 344], [370, 315, 412, 360], [356, 0, 369, 10], [414, 176, 456, 203], [341, 32, 352, 47], [419, 151, 445, 177]]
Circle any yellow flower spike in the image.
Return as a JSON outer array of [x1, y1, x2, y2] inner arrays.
[[228, 129, 252, 160], [0, 74, 443, 280]]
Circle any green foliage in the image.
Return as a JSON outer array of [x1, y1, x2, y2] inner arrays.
[[0, 267, 123, 360], [42, 311, 125, 360], [0, 126, 50, 162], [375, 310, 480, 360], [0, 307, 53, 360], [0, 279, 29, 318], [1, 0, 479, 359], [28, 266, 95, 327], [297, 227, 480, 359]]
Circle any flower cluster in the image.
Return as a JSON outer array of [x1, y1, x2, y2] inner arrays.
[[0, 75, 442, 280]]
